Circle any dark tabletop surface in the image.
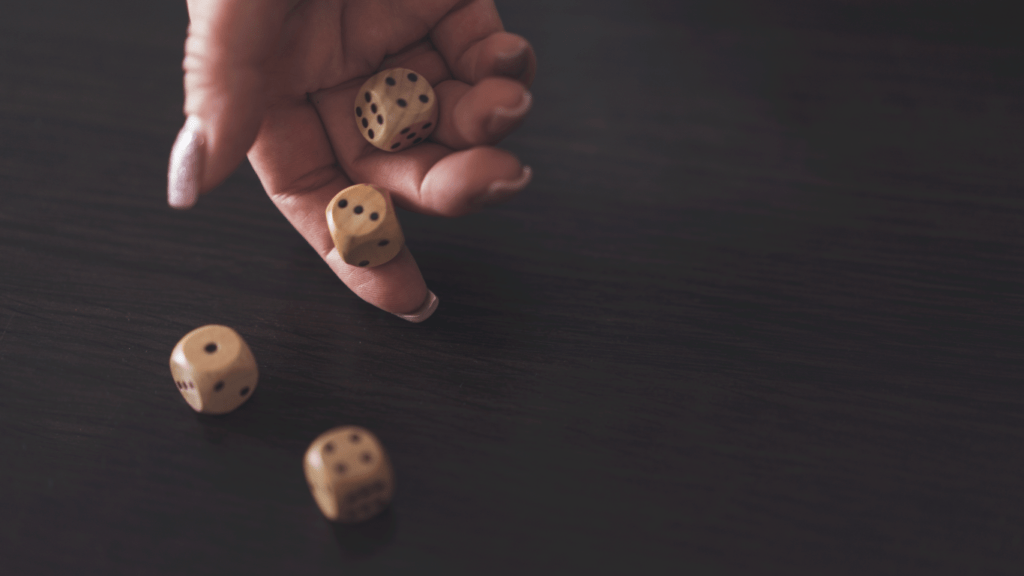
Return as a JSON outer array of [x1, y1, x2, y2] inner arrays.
[[2, 1, 1022, 574]]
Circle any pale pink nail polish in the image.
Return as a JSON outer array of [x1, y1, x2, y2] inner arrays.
[[475, 166, 533, 207], [488, 91, 533, 136], [168, 116, 204, 210], [394, 290, 439, 323]]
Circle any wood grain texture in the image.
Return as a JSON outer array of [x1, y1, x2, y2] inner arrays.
[[1, 0, 1022, 574]]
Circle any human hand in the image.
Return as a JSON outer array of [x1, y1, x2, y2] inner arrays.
[[168, 0, 536, 322]]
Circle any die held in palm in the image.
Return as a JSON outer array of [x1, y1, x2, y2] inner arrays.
[[355, 67, 438, 152]]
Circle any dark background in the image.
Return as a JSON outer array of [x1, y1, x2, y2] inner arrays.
[[2, 0, 1022, 574]]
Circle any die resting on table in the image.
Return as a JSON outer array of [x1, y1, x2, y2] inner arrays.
[[169, 325, 258, 415], [304, 426, 396, 523], [355, 67, 438, 152]]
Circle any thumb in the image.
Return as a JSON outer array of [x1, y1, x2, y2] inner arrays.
[[168, 0, 288, 209]]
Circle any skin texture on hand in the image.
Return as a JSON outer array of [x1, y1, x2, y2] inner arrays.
[[168, 0, 536, 320]]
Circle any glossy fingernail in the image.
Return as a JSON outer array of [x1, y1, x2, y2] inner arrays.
[[487, 90, 533, 136], [168, 116, 204, 210], [474, 166, 533, 208], [394, 290, 439, 323]]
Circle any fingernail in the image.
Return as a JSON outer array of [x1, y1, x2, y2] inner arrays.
[[494, 41, 531, 79], [168, 116, 204, 210], [487, 91, 533, 136], [394, 290, 439, 323], [475, 166, 533, 207]]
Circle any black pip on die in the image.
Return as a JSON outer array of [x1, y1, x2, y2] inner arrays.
[[355, 67, 438, 151], [169, 325, 258, 415]]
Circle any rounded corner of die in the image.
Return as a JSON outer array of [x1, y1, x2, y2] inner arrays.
[[182, 393, 204, 414]]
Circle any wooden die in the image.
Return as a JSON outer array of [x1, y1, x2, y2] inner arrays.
[[326, 184, 404, 268], [304, 426, 395, 523], [169, 325, 258, 414], [355, 67, 438, 152]]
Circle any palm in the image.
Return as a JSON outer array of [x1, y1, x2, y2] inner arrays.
[[272, 0, 471, 94], [178, 0, 536, 318]]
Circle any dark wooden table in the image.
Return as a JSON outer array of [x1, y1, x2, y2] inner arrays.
[[2, 1, 1022, 574]]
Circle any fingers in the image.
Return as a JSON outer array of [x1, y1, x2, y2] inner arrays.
[[168, 0, 289, 209], [418, 149, 532, 216], [447, 31, 537, 87], [338, 142, 530, 217], [248, 100, 433, 318], [343, 142, 530, 217], [431, 0, 536, 86], [431, 77, 532, 150]]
